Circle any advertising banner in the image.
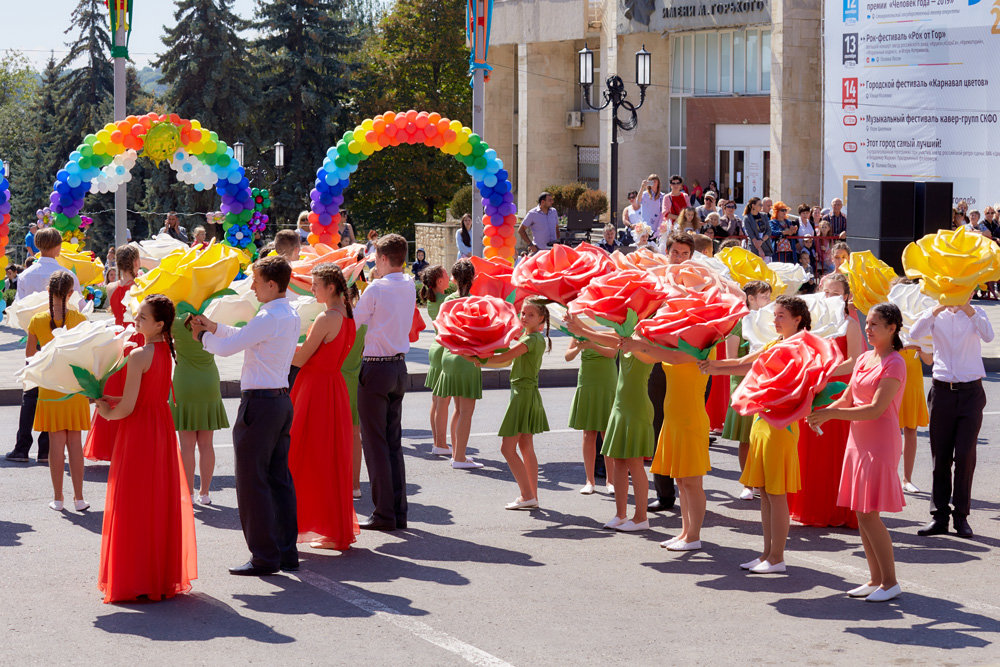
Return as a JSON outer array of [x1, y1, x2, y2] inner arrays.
[[824, 0, 999, 209]]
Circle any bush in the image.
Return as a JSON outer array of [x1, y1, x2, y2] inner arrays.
[[449, 184, 473, 219], [543, 182, 587, 211], [577, 189, 609, 215]]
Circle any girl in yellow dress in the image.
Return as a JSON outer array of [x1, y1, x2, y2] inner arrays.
[[699, 296, 812, 573], [28, 271, 91, 512]]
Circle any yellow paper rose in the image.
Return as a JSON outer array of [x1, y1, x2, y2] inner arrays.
[[717, 246, 786, 295], [129, 240, 241, 314], [903, 226, 1000, 305], [837, 250, 898, 314], [46, 243, 104, 286]]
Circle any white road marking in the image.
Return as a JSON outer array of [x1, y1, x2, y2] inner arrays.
[[295, 569, 514, 667]]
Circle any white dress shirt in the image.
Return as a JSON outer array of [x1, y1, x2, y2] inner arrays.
[[355, 271, 416, 357], [202, 297, 300, 390], [910, 306, 994, 382], [16, 256, 81, 300]]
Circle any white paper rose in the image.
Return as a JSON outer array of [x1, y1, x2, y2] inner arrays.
[[689, 251, 733, 281], [888, 282, 935, 353], [202, 278, 260, 327], [767, 262, 808, 297], [130, 234, 190, 271], [742, 293, 848, 352], [16, 320, 136, 398], [290, 295, 326, 342], [4, 291, 91, 332]]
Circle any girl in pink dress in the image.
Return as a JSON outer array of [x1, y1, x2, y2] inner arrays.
[[806, 303, 907, 603]]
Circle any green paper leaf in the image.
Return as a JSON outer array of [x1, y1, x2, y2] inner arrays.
[[594, 315, 627, 338], [289, 283, 312, 296], [812, 381, 848, 409], [622, 308, 639, 338], [69, 364, 103, 400], [647, 336, 717, 361], [556, 325, 587, 343], [505, 290, 517, 304]]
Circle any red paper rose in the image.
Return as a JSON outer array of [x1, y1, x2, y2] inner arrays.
[[567, 269, 668, 333], [731, 330, 844, 429], [469, 256, 528, 309], [511, 242, 616, 305], [635, 285, 748, 358], [434, 295, 525, 358]]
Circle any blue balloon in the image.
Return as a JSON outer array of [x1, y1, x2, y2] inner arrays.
[[496, 169, 509, 182], [67, 175, 81, 188], [484, 174, 497, 187], [491, 215, 504, 226], [484, 149, 497, 161], [69, 151, 83, 162], [66, 162, 81, 175], [195, 182, 205, 192], [489, 193, 504, 207]]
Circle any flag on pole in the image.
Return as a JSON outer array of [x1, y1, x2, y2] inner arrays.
[[104, 0, 134, 58], [466, 0, 493, 81]]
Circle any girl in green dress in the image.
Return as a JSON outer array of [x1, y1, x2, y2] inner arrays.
[[565, 337, 617, 495], [420, 265, 451, 456], [342, 284, 366, 498], [475, 298, 551, 509], [433, 260, 485, 469], [173, 312, 230, 505], [721, 280, 772, 501]]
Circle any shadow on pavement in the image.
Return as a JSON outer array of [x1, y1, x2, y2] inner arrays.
[[0, 520, 33, 546], [307, 546, 472, 587], [375, 528, 544, 566], [61, 509, 104, 535], [232, 572, 427, 619], [94, 592, 294, 643]]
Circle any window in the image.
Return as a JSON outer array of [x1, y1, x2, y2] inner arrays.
[[577, 146, 600, 189]]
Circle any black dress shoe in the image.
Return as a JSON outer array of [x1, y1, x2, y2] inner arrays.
[[396, 519, 407, 530], [917, 518, 950, 536], [359, 517, 396, 531], [280, 561, 300, 572], [4, 451, 30, 463], [647, 498, 676, 512], [953, 516, 974, 538], [228, 561, 278, 576]]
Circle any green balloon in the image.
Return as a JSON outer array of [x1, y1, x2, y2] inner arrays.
[[261, 189, 269, 198], [84, 134, 98, 146], [474, 157, 487, 170], [251, 187, 260, 197], [217, 154, 231, 167], [468, 134, 481, 145]]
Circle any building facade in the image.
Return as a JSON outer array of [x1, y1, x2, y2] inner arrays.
[[484, 0, 822, 222]]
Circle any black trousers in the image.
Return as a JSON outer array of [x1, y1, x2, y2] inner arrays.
[[648, 363, 675, 502], [13, 388, 49, 459], [928, 379, 986, 519], [233, 393, 298, 569], [359, 359, 408, 526]]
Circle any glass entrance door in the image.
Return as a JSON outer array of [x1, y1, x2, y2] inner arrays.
[[716, 148, 745, 206]]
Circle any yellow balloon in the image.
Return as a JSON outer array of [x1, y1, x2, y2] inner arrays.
[[361, 119, 374, 131], [903, 226, 1000, 305], [458, 143, 473, 156], [716, 246, 786, 295]]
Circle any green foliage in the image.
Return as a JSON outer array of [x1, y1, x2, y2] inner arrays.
[[1, 51, 43, 245], [449, 184, 473, 219], [544, 182, 588, 212], [57, 0, 113, 162], [577, 189, 609, 215]]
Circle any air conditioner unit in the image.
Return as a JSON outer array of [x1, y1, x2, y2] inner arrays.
[[566, 111, 583, 129]]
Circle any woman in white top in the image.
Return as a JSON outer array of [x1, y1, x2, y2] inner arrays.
[[638, 174, 664, 234], [455, 214, 473, 260], [622, 190, 643, 230], [796, 204, 815, 238]]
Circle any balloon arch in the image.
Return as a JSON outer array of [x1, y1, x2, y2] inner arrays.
[[47, 112, 266, 252], [309, 110, 518, 262]]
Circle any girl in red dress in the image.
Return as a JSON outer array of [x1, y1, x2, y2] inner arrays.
[[96, 294, 197, 604], [289, 263, 359, 550], [85, 246, 143, 462], [788, 273, 865, 529]]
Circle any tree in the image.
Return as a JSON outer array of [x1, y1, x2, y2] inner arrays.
[[346, 0, 471, 238], [0, 51, 41, 242], [253, 0, 360, 228]]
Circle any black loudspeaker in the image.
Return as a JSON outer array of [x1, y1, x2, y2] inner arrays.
[[845, 236, 911, 275], [914, 181, 953, 236], [846, 180, 916, 238]]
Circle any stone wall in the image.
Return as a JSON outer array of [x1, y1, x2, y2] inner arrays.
[[414, 223, 460, 270]]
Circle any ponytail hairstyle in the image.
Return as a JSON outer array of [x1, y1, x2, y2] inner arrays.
[[451, 258, 475, 297], [524, 297, 552, 352], [143, 294, 176, 359], [775, 295, 811, 332], [870, 302, 904, 351], [419, 265, 447, 303], [115, 245, 140, 281], [822, 272, 852, 316], [348, 283, 360, 306], [311, 262, 353, 318], [742, 279, 773, 308], [47, 270, 75, 330]]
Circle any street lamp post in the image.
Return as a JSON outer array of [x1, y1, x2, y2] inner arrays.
[[233, 141, 286, 187], [579, 44, 651, 231]]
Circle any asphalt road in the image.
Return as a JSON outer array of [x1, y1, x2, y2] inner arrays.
[[1, 381, 999, 665]]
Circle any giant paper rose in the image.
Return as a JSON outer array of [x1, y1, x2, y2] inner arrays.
[[837, 250, 897, 314], [434, 295, 525, 358], [649, 261, 744, 299], [290, 294, 327, 342], [717, 246, 786, 294], [567, 269, 668, 336], [903, 226, 1000, 305], [201, 277, 260, 327], [50, 243, 105, 287], [16, 320, 136, 399], [888, 281, 935, 353], [741, 293, 848, 353], [470, 255, 528, 309], [635, 284, 749, 358], [289, 243, 367, 294], [688, 251, 733, 281], [130, 234, 190, 271], [610, 248, 669, 272], [5, 290, 90, 332], [128, 240, 241, 316], [731, 329, 844, 429], [511, 242, 615, 305], [767, 262, 808, 297]]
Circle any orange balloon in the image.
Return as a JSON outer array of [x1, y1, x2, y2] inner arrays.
[[377, 134, 390, 147], [365, 130, 377, 143], [503, 235, 516, 247], [117, 120, 131, 133], [405, 109, 418, 122], [498, 225, 513, 238], [428, 112, 441, 126], [394, 115, 408, 130], [444, 129, 457, 143], [415, 112, 429, 128], [308, 233, 320, 246], [383, 111, 397, 124], [373, 119, 386, 133], [490, 236, 504, 248]]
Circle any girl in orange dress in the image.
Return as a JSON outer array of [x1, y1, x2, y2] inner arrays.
[[289, 263, 359, 550], [85, 245, 143, 462], [29, 271, 91, 512], [96, 294, 197, 604]]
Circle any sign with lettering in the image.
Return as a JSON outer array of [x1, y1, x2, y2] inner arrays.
[[824, 0, 1000, 207], [619, 0, 770, 31]]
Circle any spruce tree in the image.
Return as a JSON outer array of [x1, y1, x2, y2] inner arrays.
[[58, 0, 114, 161], [253, 0, 359, 228]]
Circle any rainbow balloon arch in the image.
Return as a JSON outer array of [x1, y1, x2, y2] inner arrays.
[[47, 112, 268, 254], [309, 110, 518, 262]]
